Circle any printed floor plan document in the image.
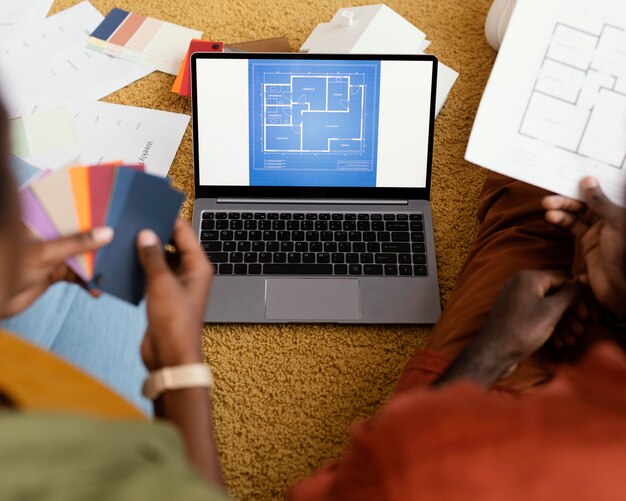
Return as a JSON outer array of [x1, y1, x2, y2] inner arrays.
[[466, 0, 626, 205]]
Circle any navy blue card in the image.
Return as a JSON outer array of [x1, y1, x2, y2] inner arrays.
[[90, 170, 184, 304], [92, 167, 137, 273]]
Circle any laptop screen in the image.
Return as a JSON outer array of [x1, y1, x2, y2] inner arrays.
[[194, 57, 435, 189]]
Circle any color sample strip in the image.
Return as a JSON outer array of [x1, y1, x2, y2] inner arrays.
[[93, 166, 136, 273], [10, 117, 29, 157], [10, 106, 77, 158], [89, 164, 117, 228], [70, 167, 91, 230], [20, 187, 59, 240], [90, 170, 184, 304], [125, 17, 163, 52], [140, 22, 202, 74], [109, 12, 146, 46], [84, 36, 108, 53], [87, 9, 201, 75], [91, 7, 129, 41], [24, 106, 77, 156], [70, 166, 93, 275], [30, 170, 89, 277], [19, 187, 87, 281], [19, 163, 183, 304]]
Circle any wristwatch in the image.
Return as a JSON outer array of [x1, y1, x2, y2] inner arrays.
[[143, 364, 214, 400]]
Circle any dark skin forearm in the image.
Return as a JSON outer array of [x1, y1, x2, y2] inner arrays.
[[432, 338, 518, 389], [154, 388, 224, 488], [433, 271, 584, 389]]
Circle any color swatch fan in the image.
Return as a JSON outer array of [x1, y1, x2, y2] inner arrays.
[[19, 164, 184, 304]]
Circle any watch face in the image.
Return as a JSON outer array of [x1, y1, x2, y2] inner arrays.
[[142, 371, 165, 400], [142, 379, 157, 400]]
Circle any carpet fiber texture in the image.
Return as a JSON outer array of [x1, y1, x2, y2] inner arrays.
[[51, 0, 495, 498]]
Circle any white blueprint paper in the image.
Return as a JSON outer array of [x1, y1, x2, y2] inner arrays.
[[466, 0, 626, 205], [301, 4, 458, 116], [0, 1, 153, 118], [17, 101, 190, 177], [0, 0, 54, 42]]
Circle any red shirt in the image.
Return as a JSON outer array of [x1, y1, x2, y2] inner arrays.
[[290, 343, 626, 501]]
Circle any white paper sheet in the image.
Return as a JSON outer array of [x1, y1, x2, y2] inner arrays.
[[10, 105, 78, 157], [466, 0, 626, 205], [300, 4, 459, 116], [16, 101, 190, 177], [301, 5, 427, 54], [0, 1, 153, 119], [0, 0, 54, 42]]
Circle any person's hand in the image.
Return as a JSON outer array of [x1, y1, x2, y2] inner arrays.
[[551, 297, 595, 349], [543, 177, 626, 318], [436, 270, 584, 388], [136, 219, 213, 371], [478, 271, 585, 363], [0, 226, 114, 318]]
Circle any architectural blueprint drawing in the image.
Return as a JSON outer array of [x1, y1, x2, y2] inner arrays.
[[466, 0, 626, 205], [248, 60, 380, 187], [263, 73, 366, 154], [520, 20, 625, 169]]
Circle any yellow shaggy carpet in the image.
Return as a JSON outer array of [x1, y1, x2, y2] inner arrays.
[[51, 0, 496, 498]]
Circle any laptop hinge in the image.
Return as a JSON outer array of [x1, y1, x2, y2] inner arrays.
[[216, 198, 409, 205]]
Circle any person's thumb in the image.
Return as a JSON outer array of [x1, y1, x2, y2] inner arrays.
[[36, 226, 113, 265], [136, 229, 169, 279], [581, 177, 621, 222]]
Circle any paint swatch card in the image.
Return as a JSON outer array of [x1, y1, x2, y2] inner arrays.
[[89, 162, 123, 229], [20, 163, 183, 304], [90, 170, 184, 304], [19, 186, 85, 279], [88, 162, 145, 229], [87, 8, 202, 75], [171, 39, 224, 96], [29, 168, 90, 276], [10, 106, 77, 158]]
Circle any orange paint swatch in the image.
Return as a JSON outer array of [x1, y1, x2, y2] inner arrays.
[[69, 167, 94, 275], [109, 13, 147, 46]]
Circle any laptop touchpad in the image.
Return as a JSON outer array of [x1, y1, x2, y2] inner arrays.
[[265, 279, 361, 321]]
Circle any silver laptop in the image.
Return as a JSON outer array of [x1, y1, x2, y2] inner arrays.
[[190, 52, 441, 324]]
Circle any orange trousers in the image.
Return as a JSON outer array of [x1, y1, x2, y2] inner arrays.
[[396, 174, 577, 393]]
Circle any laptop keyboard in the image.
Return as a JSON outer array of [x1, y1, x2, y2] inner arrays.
[[199, 212, 428, 276]]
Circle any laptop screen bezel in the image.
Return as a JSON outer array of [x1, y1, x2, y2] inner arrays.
[[191, 52, 438, 200]]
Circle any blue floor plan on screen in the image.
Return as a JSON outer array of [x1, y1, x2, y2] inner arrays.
[[248, 59, 381, 187]]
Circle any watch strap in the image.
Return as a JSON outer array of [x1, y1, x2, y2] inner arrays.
[[143, 363, 213, 400]]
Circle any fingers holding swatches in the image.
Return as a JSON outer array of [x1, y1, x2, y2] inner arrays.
[[136, 229, 174, 284], [172, 218, 211, 275], [169, 219, 213, 289], [34, 226, 114, 268]]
